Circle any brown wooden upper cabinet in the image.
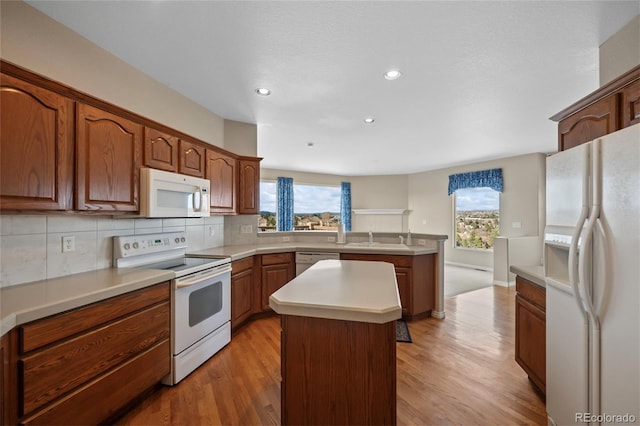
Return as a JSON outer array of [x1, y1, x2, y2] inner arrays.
[[76, 104, 143, 211], [622, 78, 640, 128], [238, 158, 261, 214], [557, 94, 620, 152], [179, 139, 206, 178], [553, 65, 640, 151], [0, 73, 74, 210], [206, 150, 237, 213], [143, 127, 178, 172]]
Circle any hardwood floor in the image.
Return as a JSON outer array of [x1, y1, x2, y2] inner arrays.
[[117, 286, 546, 425]]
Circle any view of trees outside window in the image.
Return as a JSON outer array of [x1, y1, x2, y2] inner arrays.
[[259, 182, 341, 232], [454, 187, 500, 249]]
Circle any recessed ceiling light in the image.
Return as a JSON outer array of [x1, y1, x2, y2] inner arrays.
[[364, 118, 375, 124], [384, 70, 402, 80], [255, 88, 271, 96]]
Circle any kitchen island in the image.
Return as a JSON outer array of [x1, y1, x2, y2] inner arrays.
[[270, 260, 401, 425]]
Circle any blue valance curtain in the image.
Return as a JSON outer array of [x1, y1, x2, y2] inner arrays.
[[448, 168, 503, 195], [276, 177, 294, 231], [340, 182, 352, 231]]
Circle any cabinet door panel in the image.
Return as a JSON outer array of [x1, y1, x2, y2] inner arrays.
[[144, 127, 178, 172], [179, 139, 206, 178], [0, 74, 73, 210], [262, 263, 294, 311], [76, 104, 142, 211], [395, 267, 412, 315], [206, 151, 236, 213], [558, 95, 619, 151], [515, 295, 546, 393], [232, 269, 253, 328], [238, 159, 261, 214]]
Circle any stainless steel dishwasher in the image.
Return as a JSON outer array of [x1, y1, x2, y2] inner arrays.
[[295, 251, 341, 275]]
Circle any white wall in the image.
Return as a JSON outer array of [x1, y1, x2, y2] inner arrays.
[[224, 119, 257, 157], [408, 153, 546, 268], [599, 15, 640, 85], [0, 1, 225, 148]]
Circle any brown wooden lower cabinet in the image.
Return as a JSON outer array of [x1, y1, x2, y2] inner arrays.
[[260, 253, 295, 311], [231, 256, 255, 330], [3, 282, 171, 425], [280, 315, 396, 425], [339, 253, 435, 320], [515, 275, 546, 395]]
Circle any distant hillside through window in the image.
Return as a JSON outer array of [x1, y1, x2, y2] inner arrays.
[[454, 187, 500, 249], [259, 182, 341, 232]]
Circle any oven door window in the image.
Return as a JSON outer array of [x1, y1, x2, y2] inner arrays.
[[188, 280, 223, 327]]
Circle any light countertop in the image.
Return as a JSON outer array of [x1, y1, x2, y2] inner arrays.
[[189, 242, 437, 261], [269, 259, 402, 324], [1, 239, 438, 337], [1, 268, 174, 337], [510, 264, 545, 288]]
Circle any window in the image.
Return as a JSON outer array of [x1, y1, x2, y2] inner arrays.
[[454, 187, 500, 250], [259, 181, 341, 232]]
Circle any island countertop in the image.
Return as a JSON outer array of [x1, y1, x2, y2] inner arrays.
[[269, 259, 402, 324]]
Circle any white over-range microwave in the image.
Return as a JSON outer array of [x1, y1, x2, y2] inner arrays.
[[140, 167, 210, 218]]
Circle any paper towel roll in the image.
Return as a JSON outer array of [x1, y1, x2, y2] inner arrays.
[[337, 223, 346, 244]]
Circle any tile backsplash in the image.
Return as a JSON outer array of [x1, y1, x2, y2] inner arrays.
[[0, 215, 225, 288]]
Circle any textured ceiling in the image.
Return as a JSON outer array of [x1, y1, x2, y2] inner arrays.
[[27, 1, 639, 176]]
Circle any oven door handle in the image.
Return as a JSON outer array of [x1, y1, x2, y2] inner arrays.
[[175, 264, 232, 288]]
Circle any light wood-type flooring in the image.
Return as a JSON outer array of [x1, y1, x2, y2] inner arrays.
[[117, 286, 546, 425]]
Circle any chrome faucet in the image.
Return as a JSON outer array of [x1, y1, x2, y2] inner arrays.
[[368, 230, 373, 244], [399, 235, 404, 244]]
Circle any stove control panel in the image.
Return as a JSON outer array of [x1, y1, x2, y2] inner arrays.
[[114, 232, 188, 258]]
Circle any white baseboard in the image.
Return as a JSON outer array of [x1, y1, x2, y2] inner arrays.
[[445, 261, 492, 273], [492, 279, 512, 287]]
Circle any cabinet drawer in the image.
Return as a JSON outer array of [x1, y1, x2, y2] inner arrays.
[[19, 282, 170, 353], [232, 256, 255, 275], [515, 276, 545, 310], [21, 340, 170, 425], [340, 253, 412, 268], [261, 252, 294, 266], [20, 302, 170, 416]]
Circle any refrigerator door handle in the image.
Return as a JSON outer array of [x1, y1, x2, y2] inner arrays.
[[569, 205, 589, 318], [578, 138, 603, 421], [569, 143, 591, 319]]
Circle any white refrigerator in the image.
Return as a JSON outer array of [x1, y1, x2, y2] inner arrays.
[[545, 124, 639, 426]]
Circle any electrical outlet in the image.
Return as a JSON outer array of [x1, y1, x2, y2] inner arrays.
[[417, 239, 426, 246], [282, 236, 291, 242], [327, 236, 336, 243], [208, 226, 215, 237], [240, 225, 253, 234], [62, 235, 75, 253]]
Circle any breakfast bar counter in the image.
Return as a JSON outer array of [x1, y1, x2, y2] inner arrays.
[[270, 260, 401, 425]]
